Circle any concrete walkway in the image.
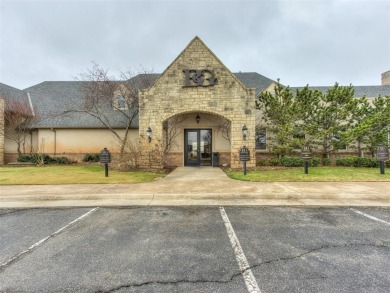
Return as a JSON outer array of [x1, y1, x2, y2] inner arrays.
[[1, 167, 389, 208]]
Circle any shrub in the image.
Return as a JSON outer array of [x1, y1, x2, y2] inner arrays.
[[30, 153, 47, 165], [83, 154, 100, 162], [336, 157, 355, 167], [268, 157, 281, 166], [18, 154, 73, 165], [354, 157, 379, 168], [281, 156, 303, 167], [53, 156, 71, 164], [256, 158, 269, 166], [322, 158, 332, 166], [17, 155, 33, 163], [336, 157, 379, 168], [308, 158, 321, 167]]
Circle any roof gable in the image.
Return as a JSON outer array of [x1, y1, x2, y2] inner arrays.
[[147, 36, 250, 92]]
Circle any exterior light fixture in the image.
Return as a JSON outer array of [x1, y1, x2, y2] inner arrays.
[[147, 126, 152, 143], [196, 114, 201, 124], [242, 125, 248, 140]]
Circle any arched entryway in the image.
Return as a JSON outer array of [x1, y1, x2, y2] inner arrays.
[[162, 111, 231, 167]]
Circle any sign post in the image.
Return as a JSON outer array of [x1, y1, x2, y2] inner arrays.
[[377, 145, 389, 175], [300, 146, 312, 174], [239, 146, 250, 175], [100, 148, 111, 177]]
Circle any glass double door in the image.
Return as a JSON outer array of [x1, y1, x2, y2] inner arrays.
[[184, 129, 212, 166]]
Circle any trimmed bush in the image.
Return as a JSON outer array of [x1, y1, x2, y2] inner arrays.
[[308, 158, 321, 167], [322, 158, 332, 166], [83, 154, 100, 162], [268, 157, 281, 166], [256, 158, 269, 166], [336, 157, 355, 167], [281, 156, 303, 167], [17, 155, 33, 163], [336, 157, 380, 168], [53, 156, 71, 164], [17, 154, 72, 165]]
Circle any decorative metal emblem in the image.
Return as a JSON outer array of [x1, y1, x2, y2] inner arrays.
[[183, 69, 217, 87]]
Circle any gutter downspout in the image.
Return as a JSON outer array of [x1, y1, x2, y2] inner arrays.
[[51, 128, 56, 155]]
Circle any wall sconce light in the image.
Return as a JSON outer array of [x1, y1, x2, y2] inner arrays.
[[242, 124, 248, 140], [147, 126, 152, 143], [196, 114, 201, 124]]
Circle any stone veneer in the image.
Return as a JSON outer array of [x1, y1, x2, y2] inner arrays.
[[139, 37, 256, 168], [382, 70, 390, 85], [0, 99, 4, 165]]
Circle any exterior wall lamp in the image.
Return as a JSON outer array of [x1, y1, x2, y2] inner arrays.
[[242, 124, 248, 140], [147, 126, 152, 143], [196, 114, 201, 124]]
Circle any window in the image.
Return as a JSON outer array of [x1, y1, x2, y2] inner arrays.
[[255, 128, 267, 150], [332, 134, 347, 150], [293, 131, 305, 149], [116, 95, 126, 110]]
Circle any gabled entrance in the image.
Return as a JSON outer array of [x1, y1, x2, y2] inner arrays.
[[184, 129, 212, 166]]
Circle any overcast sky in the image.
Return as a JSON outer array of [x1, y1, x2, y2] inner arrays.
[[0, 0, 389, 89]]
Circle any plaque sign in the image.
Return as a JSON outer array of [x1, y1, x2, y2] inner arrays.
[[377, 145, 389, 161], [239, 146, 250, 162], [301, 146, 312, 160], [100, 147, 111, 177], [183, 69, 217, 87]]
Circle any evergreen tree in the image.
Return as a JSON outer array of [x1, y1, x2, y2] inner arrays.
[[256, 80, 300, 158]]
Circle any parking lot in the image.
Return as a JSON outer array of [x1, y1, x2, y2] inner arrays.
[[1, 207, 389, 292]]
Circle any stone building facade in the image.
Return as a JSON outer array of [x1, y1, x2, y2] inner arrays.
[[382, 70, 390, 85], [0, 36, 389, 167], [139, 37, 256, 168]]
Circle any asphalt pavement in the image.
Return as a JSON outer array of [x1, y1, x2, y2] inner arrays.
[[0, 207, 389, 292]]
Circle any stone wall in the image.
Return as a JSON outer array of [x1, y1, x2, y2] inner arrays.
[[139, 37, 256, 168], [0, 99, 4, 165], [382, 70, 390, 85]]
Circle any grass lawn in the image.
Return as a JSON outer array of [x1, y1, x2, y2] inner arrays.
[[226, 167, 390, 182], [0, 165, 166, 185]]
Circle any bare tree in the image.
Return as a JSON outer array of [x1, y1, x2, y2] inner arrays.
[[163, 116, 187, 153], [210, 116, 231, 145], [66, 63, 154, 157], [4, 98, 36, 157]]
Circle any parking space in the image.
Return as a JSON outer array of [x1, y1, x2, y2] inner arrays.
[[225, 207, 390, 292], [0, 207, 245, 292], [0, 207, 389, 292], [0, 208, 93, 265]]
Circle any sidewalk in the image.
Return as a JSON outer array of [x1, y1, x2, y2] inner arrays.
[[1, 167, 389, 208]]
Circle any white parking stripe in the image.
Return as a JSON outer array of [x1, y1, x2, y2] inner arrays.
[[0, 207, 99, 270], [350, 208, 390, 226], [219, 207, 261, 293]]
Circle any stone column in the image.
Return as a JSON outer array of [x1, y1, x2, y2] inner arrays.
[[0, 99, 4, 165]]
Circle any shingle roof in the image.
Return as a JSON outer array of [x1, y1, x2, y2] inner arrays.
[[0, 82, 29, 104], [2, 73, 389, 129], [20, 72, 274, 128], [233, 72, 275, 95], [24, 81, 137, 128], [0, 82, 33, 115]]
